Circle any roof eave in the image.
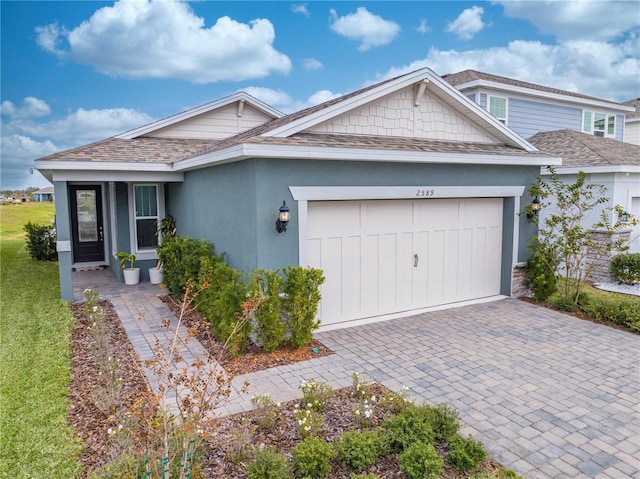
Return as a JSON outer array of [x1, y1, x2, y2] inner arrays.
[[456, 79, 634, 112], [541, 165, 640, 175], [174, 142, 561, 172]]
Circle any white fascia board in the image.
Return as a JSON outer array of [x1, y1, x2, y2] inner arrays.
[[174, 142, 561, 171], [51, 170, 183, 182], [290, 185, 525, 201], [35, 159, 175, 172], [264, 68, 435, 138], [456, 80, 633, 113], [541, 165, 640, 175], [116, 92, 283, 139]]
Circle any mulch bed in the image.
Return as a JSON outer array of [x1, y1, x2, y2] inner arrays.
[[158, 293, 334, 376], [68, 297, 510, 478]]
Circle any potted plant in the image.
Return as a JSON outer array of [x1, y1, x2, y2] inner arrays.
[[149, 215, 176, 284], [117, 251, 140, 285]]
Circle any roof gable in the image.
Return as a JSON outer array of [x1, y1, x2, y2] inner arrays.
[[306, 86, 499, 144], [116, 92, 283, 140], [258, 67, 533, 150]]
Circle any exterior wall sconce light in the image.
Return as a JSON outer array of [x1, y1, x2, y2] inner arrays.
[[619, 210, 630, 223], [276, 200, 290, 233], [527, 195, 541, 220]]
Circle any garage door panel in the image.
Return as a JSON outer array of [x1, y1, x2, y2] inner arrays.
[[308, 198, 503, 326], [342, 236, 362, 317], [362, 235, 380, 315]]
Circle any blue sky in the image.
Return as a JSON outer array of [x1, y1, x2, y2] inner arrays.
[[1, 0, 639, 189]]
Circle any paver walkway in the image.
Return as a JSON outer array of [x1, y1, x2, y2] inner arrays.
[[73, 269, 640, 479]]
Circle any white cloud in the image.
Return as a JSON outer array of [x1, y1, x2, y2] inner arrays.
[[241, 87, 293, 108], [307, 90, 342, 105], [1, 103, 154, 189], [417, 19, 430, 34], [302, 58, 323, 70], [291, 4, 310, 17], [446, 6, 487, 40], [330, 7, 400, 51], [379, 36, 639, 102], [1, 97, 51, 119], [496, 0, 640, 41], [35, 0, 291, 83]]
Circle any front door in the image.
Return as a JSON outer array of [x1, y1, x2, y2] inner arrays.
[[70, 185, 104, 263]]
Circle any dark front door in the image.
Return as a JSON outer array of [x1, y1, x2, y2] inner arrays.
[[70, 185, 104, 263]]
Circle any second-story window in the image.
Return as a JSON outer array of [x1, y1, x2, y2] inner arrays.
[[488, 96, 507, 123], [583, 111, 615, 138]]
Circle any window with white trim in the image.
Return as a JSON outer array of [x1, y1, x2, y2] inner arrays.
[[488, 95, 507, 123], [133, 184, 159, 251], [583, 110, 616, 138]]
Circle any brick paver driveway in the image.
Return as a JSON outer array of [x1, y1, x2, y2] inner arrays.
[[312, 299, 639, 478]]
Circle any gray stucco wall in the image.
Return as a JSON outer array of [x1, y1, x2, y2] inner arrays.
[[168, 158, 539, 295], [54, 181, 73, 301]]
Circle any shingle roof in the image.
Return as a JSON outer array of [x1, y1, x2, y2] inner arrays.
[[622, 98, 640, 119], [246, 132, 537, 156], [528, 129, 640, 167], [37, 137, 217, 163], [442, 69, 621, 105]]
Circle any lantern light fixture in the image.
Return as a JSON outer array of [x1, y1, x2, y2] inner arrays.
[[276, 200, 290, 233], [527, 195, 541, 220]]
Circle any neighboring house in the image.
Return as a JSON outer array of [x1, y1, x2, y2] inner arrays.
[[32, 186, 55, 202], [622, 98, 640, 146], [442, 70, 634, 141], [528, 129, 640, 257], [36, 68, 560, 330]]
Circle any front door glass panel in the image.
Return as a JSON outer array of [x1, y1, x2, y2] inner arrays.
[[76, 190, 98, 242]]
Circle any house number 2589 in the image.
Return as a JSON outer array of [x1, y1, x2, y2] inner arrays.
[[416, 189, 435, 197]]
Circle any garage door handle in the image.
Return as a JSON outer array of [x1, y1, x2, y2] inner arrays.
[[414, 254, 419, 268]]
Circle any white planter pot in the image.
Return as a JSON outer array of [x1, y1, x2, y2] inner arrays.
[[148, 267, 163, 285], [123, 268, 140, 285]]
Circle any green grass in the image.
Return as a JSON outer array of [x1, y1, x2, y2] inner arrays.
[[0, 203, 84, 478]]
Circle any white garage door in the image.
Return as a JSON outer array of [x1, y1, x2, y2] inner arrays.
[[307, 198, 503, 327]]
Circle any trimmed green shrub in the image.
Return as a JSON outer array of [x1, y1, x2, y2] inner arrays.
[[426, 403, 461, 441], [524, 237, 556, 302], [283, 266, 325, 348], [290, 436, 334, 478], [447, 434, 487, 472], [398, 441, 443, 479], [335, 429, 385, 471], [157, 235, 215, 297], [350, 474, 381, 479], [382, 405, 435, 453], [196, 256, 250, 356], [577, 289, 640, 332], [246, 445, 293, 479], [250, 269, 286, 352], [23, 220, 57, 261], [611, 253, 640, 285]]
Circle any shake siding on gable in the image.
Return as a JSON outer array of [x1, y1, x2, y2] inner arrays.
[[508, 98, 581, 139], [145, 104, 274, 139], [307, 89, 499, 143]]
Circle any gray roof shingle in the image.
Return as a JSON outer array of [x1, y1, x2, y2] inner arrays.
[[442, 70, 623, 105], [528, 129, 640, 167]]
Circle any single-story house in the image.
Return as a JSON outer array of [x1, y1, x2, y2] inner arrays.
[[32, 186, 55, 202], [36, 67, 560, 329], [528, 129, 640, 257]]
